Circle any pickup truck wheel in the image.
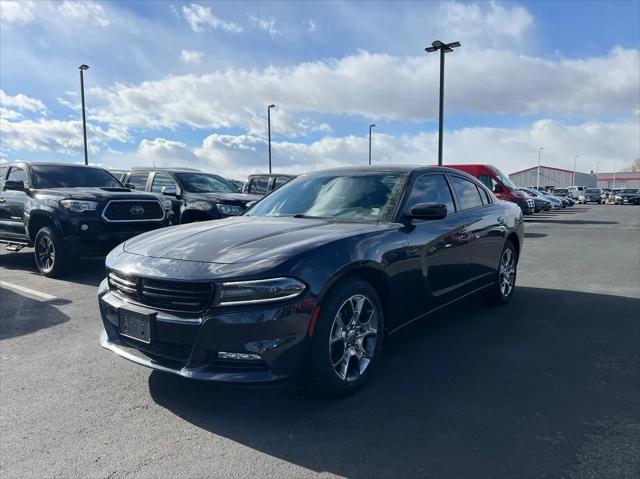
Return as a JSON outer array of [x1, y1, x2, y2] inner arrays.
[[34, 227, 68, 277]]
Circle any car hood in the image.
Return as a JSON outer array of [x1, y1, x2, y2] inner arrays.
[[33, 187, 160, 201], [123, 216, 389, 264]]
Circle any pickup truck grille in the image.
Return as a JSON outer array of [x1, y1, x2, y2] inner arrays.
[[108, 272, 214, 313], [102, 200, 164, 222]]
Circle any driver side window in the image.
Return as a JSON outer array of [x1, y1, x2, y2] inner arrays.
[[479, 175, 501, 193], [406, 174, 455, 214], [7, 167, 27, 186], [151, 172, 177, 193]]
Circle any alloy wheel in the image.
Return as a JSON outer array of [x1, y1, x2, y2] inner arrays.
[[499, 248, 515, 297], [329, 294, 378, 381], [36, 236, 55, 271]]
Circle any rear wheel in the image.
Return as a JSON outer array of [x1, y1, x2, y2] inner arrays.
[[483, 241, 517, 305], [34, 227, 68, 277], [307, 279, 384, 397]]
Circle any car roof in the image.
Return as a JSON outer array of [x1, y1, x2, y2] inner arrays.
[[127, 167, 201, 173], [303, 165, 463, 175], [8, 161, 107, 169], [247, 173, 297, 178]]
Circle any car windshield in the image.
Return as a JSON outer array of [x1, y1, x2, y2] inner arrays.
[[246, 172, 407, 222], [31, 165, 123, 188], [620, 189, 638, 194], [586, 189, 600, 194], [175, 173, 239, 193], [489, 166, 518, 190]]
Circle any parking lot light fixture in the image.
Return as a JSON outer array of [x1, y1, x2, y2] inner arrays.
[[425, 40, 461, 166], [536, 147, 544, 189], [267, 104, 276, 174], [572, 155, 579, 186], [368, 124, 376, 166], [79, 64, 90, 165]]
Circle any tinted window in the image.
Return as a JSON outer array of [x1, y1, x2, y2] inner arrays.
[[248, 177, 269, 195], [127, 172, 149, 190], [450, 176, 484, 211], [7, 167, 27, 183], [479, 174, 502, 194], [151, 172, 177, 193], [0, 166, 7, 180], [248, 173, 406, 223], [273, 176, 291, 190], [175, 173, 237, 193], [406, 174, 455, 214], [31, 166, 122, 188], [477, 185, 491, 204]]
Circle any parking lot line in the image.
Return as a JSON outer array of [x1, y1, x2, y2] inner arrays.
[[0, 281, 56, 301]]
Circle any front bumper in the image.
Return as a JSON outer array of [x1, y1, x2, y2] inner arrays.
[[98, 279, 312, 383]]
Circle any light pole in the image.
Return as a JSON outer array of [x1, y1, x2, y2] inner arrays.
[[572, 155, 579, 186], [368, 124, 376, 166], [267, 104, 276, 173], [536, 147, 544, 189], [425, 40, 460, 166], [79, 64, 90, 165]]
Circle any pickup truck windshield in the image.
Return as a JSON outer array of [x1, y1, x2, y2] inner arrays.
[[31, 165, 123, 188], [175, 173, 238, 193], [247, 173, 406, 222]]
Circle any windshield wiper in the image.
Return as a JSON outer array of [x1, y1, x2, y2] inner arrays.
[[292, 214, 331, 220]]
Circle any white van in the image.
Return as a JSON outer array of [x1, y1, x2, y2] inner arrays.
[[567, 186, 587, 200]]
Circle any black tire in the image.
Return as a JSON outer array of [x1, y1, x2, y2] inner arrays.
[[34, 227, 68, 277], [483, 240, 518, 306], [307, 279, 384, 397]]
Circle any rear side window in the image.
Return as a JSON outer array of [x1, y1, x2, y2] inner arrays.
[[150, 172, 177, 193], [477, 186, 491, 204], [126, 172, 149, 190], [7, 167, 27, 183], [248, 177, 269, 195], [450, 176, 484, 211], [406, 174, 455, 213], [0, 166, 7, 180]]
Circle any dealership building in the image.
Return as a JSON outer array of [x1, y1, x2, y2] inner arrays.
[[508, 165, 596, 188], [596, 172, 640, 189]]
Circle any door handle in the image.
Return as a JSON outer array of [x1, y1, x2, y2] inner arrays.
[[0, 198, 5, 203]]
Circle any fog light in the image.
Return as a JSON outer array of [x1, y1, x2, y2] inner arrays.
[[80, 223, 89, 232], [101, 301, 119, 325], [217, 351, 262, 361]]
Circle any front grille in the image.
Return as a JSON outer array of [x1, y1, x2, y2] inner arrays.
[[102, 200, 164, 222], [141, 279, 213, 313], [108, 272, 214, 313], [121, 337, 192, 363]]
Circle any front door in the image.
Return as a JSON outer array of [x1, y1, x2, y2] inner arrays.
[[0, 166, 29, 239]]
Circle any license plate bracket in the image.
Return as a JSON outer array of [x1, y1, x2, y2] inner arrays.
[[119, 308, 153, 344]]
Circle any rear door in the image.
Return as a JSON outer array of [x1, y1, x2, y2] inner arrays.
[[123, 171, 150, 191], [1, 166, 29, 238]]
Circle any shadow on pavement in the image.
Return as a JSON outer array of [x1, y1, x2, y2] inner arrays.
[[0, 250, 105, 287], [524, 232, 548, 238], [524, 219, 619, 226], [148, 287, 640, 479], [0, 287, 70, 340]]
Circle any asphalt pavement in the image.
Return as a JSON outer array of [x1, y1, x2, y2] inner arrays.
[[1, 205, 639, 478]]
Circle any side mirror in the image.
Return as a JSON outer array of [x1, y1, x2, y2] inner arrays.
[[3, 180, 26, 192], [493, 184, 503, 193], [161, 185, 177, 196], [407, 203, 447, 220], [125, 183, 136, 189], [245, 200, 257, 209]]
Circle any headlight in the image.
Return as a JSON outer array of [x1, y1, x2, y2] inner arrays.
[[59, 199, 99, 212], [161, 199, 172, 211], [218, 277, 306, 306], [514, 191, 526, 198], [216, 204, 244, 216]]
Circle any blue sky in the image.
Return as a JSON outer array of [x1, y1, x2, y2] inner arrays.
[[1, 1, 638, 178]]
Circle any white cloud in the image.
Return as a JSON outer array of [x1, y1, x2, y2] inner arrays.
[[89, 47, 639, 138], [0, 90, 47, 113], [304, 20, 317, 33], [0, 108, 23, 120], [0, 117, 127, 155], [58, 1, 110, 27], [180, 50, 204, 64], [105, 119, 637, 181], [249, 15, 279, 36], [182, 3, 243, 33], [0, 1, 35, 24]]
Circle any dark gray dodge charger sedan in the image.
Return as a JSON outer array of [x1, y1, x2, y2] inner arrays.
[[98, 166, 524, 396]]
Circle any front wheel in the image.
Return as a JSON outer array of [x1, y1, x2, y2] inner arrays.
[[483, 241, 517, 305], [307, 279, 384, 397], [34, 227, 68, 277]]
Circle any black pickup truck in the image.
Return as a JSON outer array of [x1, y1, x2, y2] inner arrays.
[[0, 162, 173, 276], [121, 168, 261, 223]]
